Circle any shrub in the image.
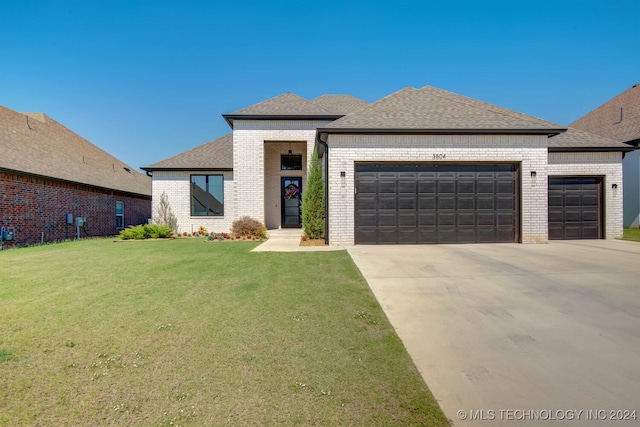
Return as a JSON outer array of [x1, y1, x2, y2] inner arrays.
[[119, 224, 173, 240], [197, 226, 208, 235], [231, 216, 267, 239], [153, 192, 178, 232], [302, 150, 325, 240]]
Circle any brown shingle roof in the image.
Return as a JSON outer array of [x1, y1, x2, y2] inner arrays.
[[570, 84, 640, 145], [321, 86, 565, 133], [228, 92, 333, 116], [142, 133, 233, 170], [310, 94, 369, 114], [548, 127, 633, 151], [0, 105, 151, 196]]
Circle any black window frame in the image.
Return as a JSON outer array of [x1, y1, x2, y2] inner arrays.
[[190, 174, 224, 217], [281, 154, 302, 170]]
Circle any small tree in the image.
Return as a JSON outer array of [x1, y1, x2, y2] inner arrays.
[[302, 150, 325, 239], [153, 191, 178, 233]]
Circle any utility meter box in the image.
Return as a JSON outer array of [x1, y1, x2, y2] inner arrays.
[[1, 227, 15, 241], [75, 217, 86, 227], [65, 213, 73, 224]]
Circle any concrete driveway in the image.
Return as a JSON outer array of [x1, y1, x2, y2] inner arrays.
[[348, 240, 640, 426]]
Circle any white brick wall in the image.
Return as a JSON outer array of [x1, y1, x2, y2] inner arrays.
[[232, 120, 332, 226], [326, 134, 549, 245], [548, 151, 624, 239], [151, 170, 235, 235]]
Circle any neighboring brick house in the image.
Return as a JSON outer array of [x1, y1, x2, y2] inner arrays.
[[143, 85, 632, 245], [0, 105, 151, 247], [569, 84, 640, 228]]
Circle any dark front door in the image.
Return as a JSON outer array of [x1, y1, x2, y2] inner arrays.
[[282, 177, 302, 228]]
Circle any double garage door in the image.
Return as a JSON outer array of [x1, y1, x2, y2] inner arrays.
[[355, 163, 519, 244]]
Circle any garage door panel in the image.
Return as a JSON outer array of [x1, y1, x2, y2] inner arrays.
[[548, 177, 602, 240], [457, 228, 476, 243], [437, 228, 456, 243], [379, 181, 396, 193], [457, 213, 475, 226], [355, 163, 519, 244], [418, 181, 436, 194], [438, 197, 456, 210], [497, 213, 515, 226], [398, 180, 416, 193], [418, 213, 436, 226], [378, 196, 396, 210], [398, 229, 417, 243], [418, 197, 436, 210], [378, 213, 397, 227], [438, 212, 455, 226], [477, 213, 495, 226], [398, 196, 416, 210], [458, 197, 475, 210], [477, 181, 495, 193], [458, 181, 475, 193], [398, 213, 416, 227], [477, 197, 495, 210], [496, 196, 515, 210]]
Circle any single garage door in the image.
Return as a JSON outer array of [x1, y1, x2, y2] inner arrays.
[[355, 163, 519, 244], [548, 177, 603, 240]]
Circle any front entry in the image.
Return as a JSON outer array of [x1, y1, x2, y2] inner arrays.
[[281, 177, 302, 228]]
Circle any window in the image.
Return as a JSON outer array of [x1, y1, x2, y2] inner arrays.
[[191, 175, 224, 216], [281, 155, 302, 170], [116, 201, 124, 228]]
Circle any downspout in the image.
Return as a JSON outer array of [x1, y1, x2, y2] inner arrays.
[[316, 133, 329, 245]]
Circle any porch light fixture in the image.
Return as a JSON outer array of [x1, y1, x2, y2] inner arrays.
[[612, 183, 618, 189], [530, 171, 537, 177]]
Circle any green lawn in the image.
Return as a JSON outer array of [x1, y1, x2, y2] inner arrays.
[[0, 239, 450, 426], [623, 228, 640, 242]]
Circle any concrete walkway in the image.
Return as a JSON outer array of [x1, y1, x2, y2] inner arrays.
[[348, 240, 640, 426], [251, 228, 342, 252]]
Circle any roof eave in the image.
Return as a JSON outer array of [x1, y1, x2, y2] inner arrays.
[[0, 167, 152, 198], [318, 127, 567, 138], [548, 147, 635, 153], [223, 114, 344, 128], [140, 167, 233, 172]]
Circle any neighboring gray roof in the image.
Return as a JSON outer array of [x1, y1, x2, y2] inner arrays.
[[310, 94, 369, 114], [570, 84, 640, 145], [548, 127, 634, 151], [142, 133, 233, 171], [0, 105, 151, 196], [321, 86, 566, 134]]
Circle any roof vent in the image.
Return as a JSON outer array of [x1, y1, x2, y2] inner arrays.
[[124, 167, 131, 173]]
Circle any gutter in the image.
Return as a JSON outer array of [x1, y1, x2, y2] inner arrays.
[[315, 133, 330, 245]]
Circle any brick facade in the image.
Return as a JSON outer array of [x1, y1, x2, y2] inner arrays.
[[325, 134, 550, 245], [548, 151, 624, 238], [0, 171, 151, 247], [151, 170, 234, 235]]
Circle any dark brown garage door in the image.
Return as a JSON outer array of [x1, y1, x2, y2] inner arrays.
[[355, 163, 519, 244], [548, 177, 603, 240]]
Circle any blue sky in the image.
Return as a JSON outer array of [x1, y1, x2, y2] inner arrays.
[[1, 0, 639, 171]]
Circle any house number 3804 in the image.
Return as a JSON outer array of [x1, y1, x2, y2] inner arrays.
[[433, 153, 446, 160]]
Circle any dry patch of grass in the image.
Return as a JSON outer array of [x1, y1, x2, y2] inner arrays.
[[0, 238, 449, 426]]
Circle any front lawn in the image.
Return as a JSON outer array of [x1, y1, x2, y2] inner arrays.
[[0, 239, 449, 426], [623, 228, 640, 242]]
